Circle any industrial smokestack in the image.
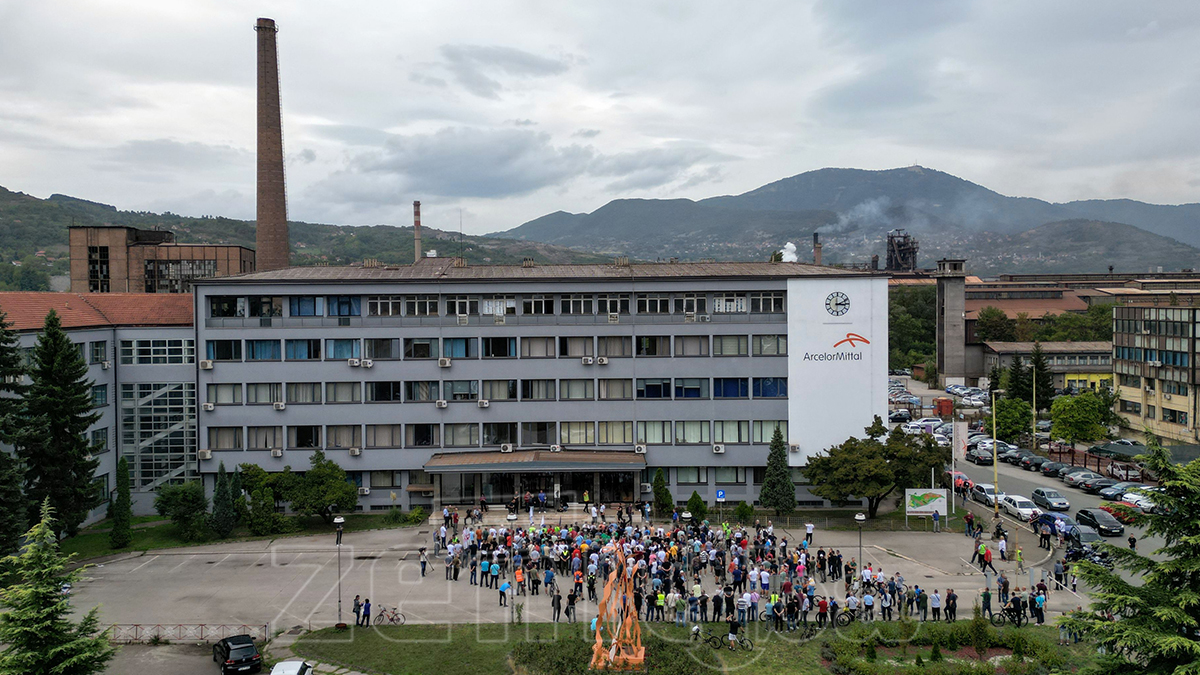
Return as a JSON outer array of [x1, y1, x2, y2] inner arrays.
[[813, 232, 823, 266], [255, 18, 289, 271], [413, 201, 423, 262]]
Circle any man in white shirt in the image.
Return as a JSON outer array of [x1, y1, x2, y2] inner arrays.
[[805, 522, 815, 545], [930, 589, 943, 622]]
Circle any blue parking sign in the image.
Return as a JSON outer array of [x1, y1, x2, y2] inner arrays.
[[716, 490, 726, 502]]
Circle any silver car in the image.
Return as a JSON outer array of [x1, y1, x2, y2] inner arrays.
[[1063, 471, 1103, 488]]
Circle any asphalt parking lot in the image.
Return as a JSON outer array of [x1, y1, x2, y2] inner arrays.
[[104, 643, 211, 675]]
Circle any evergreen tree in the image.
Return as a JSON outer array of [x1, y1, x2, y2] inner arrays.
[[1006, 354, 1032, 404], [0, 451, 24, 554], [986, 365, 1003, 402], [0, 500, 116, 675], [14, 310, 101, 537], [1062, 440, 1200, 673], [209, 462, 236, 539], [651, 468, 672, 517], [229, 469, 247, 526], [1028, 343, 1054, 411], [106, 458, 132, 549], [759, 427, 796, 516], [0, 309, 27, 439], [686, 491, 708, 521]]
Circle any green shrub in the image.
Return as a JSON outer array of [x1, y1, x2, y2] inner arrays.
[[915, 654, 925, 667], [382, 508, 406, 526], [685, 491, 708, 521], [969, 605, 991, 661], [406, 506, 427, 525], [930, 643, 943, 662], [865, 641, 877, 661], [733, 500, 754, 523]]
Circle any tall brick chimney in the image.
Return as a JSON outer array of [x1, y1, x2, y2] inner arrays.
[[413, 201, 423, 263], [255, 18, 289, 271]]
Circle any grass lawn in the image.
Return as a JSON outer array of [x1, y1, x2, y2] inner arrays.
[[292, 622, 1097, 675], [61, 512, 419, 560]]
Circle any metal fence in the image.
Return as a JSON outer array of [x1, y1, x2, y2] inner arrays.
[[107, 624, 270, 644]]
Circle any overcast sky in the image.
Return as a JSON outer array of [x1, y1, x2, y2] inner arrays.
[[1, 1, 1197, 235]]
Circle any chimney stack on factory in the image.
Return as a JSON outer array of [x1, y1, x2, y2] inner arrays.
[[812, 233, 823, 266], [254, 18, 289, 271], [413, 201, 423, 262]]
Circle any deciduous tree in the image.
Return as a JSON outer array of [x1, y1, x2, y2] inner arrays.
[[759, 427, 796, 516], [0, 500, 116, 675], [991, 398, 1032, 445], [287, 450, 358, 524], [154, 481, 209, 541], [1050, 391, 1109, 449], [974, 306, 1015, 342], [14, 310, 101, 537]]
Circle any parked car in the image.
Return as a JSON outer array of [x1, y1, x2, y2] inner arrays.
[[1080, 477, 1118, 494], [1064, 470, 1104, 488], [1066, 525, 1104, 549], [1106, 463, 1142, 481], [900, 422, 925, 435], [1034, 511, 1078, 537], [915, 417, 943, 427], [1057, 465, 1091, 480], [1075, 508, 1125, 536], [1035, 419, 1053, 432], [1019, 455, 1049, 471], [1001, 495, 1041, 521], [971, 483, 1004, 507], [888, 409, 912, 423], [1031, 487, 1070, 511], [1001, 448, 1035, 464], [1099, 482, 1143, 501], [1112, 439, 1144, 447], [932, 434, 951, 448], [1040, 461, 1066, 477], [271, 662, 315, 675], [1123, 490, 1160, 513], [961, 397, 986, 408], [1098, 502, 1139, 524], [967, 448, 994, 465], [214, 635, 263, 674]]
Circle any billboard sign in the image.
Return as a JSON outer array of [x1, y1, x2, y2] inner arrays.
[[905, 489, 948, 516]]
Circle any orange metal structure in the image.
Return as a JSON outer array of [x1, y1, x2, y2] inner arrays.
[[590, 544, 645, 670]]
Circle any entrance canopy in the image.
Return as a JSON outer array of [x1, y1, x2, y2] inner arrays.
[[423, 449, 646, 473]]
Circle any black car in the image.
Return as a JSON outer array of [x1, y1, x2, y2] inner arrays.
[[1081, 477, 1118, 494], [967, 448, 994, 465], [1075, 508, 1125, 536], [1003, 449, 1035, 465], [1099, 482, 1142, 501], [1040, 461, 1066, 476], [1066, 525, 1105, 549], [1019, 455, 1048, 471], [888, 409, 912, 423], [213, 635, 262, 674]]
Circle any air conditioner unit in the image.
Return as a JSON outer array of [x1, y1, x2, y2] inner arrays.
[[581, 356, 594, 365], [1164, 393, 1172, 400], [202, 402, 215, 411], [1145, 386, 1153, 392], [608, 312, 620, 324], [199, 360, 214, 370], [198, 449, 212, 460], [101, 361, 111, 370], [361, 359, 374, 368], [640, 482, 653, 493], [634, 444, 647, 454], [357, 487, 370, 496], [712, 444, 725, 454], [697, 315, 712, 323], [457, 314, 469, 326], [273, 401, 286, 411], [347, 358, 361, 367], [438, 357, 452, 368], [596, 356, 609, 365], [271, 448, 283, 458], [789, 444, 800, 453], [500, 443, 514, 453], [435, 399, 448, 408], [549, 444, 563, 452], [684, 312, 696, 322], [478, 399, 490, 408], [1153, 361, 1163, 367], [493, 314, 506, 325], [349, 447, 362, 457]]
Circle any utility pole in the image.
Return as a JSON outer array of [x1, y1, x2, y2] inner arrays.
[[334, 514, 345, 628], [1031, 364, 1038, 452], [991, 390, 1003, 519]]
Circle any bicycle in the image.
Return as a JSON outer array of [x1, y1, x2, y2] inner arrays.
[[707, 632, 753, 651], [373, 606, 407, 626], [834, 608, 859, 628], [989, 606, 1027, 628]]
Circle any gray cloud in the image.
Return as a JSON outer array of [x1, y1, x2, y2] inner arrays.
[[572, 129, 601, 138], [438, 44, 568, 98], [508, 119, 537, 126], [291, 148, 317, 164], [95, 139, 251, 172], [408, 72, 448, 88]]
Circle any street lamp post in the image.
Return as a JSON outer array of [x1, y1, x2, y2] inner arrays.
[[334, 514, 345, 629], [855, 512, 866, 573], [990, 390, 1004, 520]]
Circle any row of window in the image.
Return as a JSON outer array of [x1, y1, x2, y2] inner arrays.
[[203, 334, 787, 362], [1050, 354, 1111, 366], [1114, 318, 1194, 338], [205, 376, 788, 405], [206, 420, 788, 450], [1118, 399, 1190, 426], [1114, 346, 1191, 367], [1125, 376, 1191, 396], [210, 292, 787, 319]]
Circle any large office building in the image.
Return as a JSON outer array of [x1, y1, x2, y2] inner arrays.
[[0, 292, 196, 522], [70, 225, 255, 294], [1112, 304, 1197, 445], [193, 257, 888, 511]]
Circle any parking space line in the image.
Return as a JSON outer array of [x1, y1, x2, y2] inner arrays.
[[210, 554, 232, 567], [127, 556, 159, 574], [169, 555, 195, 573]]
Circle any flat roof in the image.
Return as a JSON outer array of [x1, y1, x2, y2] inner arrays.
[[0, 292, 194, 332], [424, 449, 646, 473], [983, 341, 1111, 354], [197, 257, 875, 285]]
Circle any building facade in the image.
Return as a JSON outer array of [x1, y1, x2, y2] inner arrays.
[[193, 259, 888, 510], [70, 226, 255, 294], [1112, 304, 1197, 445], [982, 341, 1113, 391], [0, 293, 196, 522]]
